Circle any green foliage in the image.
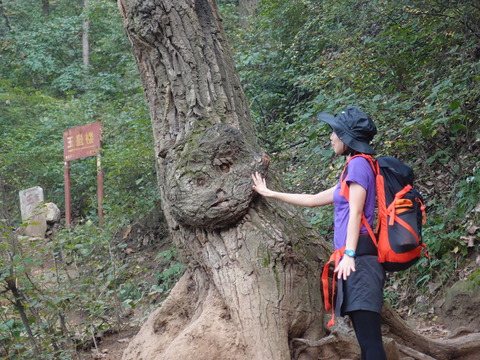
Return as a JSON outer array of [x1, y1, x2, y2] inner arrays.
[[1, 0, 154, 225], [455, 164, 480, 218], [0, 0, 479, 355], [235, 0, 479, 155], [0, 80, 155, 226], [0, 1, 161, 357], [221, 0, 480, 308], [0, 220, 173, 359], [1, 0, 134, 95], [154, 249, 185, 294]]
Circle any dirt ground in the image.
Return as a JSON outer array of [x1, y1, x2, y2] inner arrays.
[[80, 312, 449, 360], [81, 326, 139, 360], [77, 209, 477, 359]]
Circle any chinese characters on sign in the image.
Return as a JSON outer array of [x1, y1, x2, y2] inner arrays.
[[63, 122, 101, 161]]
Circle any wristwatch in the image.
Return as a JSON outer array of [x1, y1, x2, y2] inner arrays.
[[344, 249, 356, 258]]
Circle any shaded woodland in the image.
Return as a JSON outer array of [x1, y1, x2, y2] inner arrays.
[[0, 0, 479, 359]]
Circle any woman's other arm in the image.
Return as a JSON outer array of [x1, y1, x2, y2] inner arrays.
[[335, 182, 366, 280]]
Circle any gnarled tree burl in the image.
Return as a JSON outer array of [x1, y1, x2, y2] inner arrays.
[[118, 1, 480, 359]]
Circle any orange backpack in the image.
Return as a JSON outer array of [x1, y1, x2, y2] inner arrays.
[[347, 154, 428, 271], [322, 154, 428, 326]]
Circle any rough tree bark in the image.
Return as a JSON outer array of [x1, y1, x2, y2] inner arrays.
[[117, 1, 480, 359], [118, 1, 329, 359]]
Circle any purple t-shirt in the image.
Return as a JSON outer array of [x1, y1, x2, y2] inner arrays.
[[333, 157, 376, 250]]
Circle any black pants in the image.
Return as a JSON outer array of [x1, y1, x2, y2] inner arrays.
[[349, 310, 387, 360]]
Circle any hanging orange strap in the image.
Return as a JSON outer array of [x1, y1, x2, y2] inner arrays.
[[321, 246, 344, 327], [416, 197, 427, 225]]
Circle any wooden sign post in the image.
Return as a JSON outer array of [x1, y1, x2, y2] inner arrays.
[[63, 122, 103, 228]]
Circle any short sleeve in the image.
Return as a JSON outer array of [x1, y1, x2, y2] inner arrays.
[[346, 157, 374, 191]]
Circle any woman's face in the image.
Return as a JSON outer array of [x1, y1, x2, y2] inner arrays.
[[330, 132, 347, 155]]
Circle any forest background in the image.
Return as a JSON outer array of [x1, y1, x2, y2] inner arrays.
[[0, 0, 479, 359]]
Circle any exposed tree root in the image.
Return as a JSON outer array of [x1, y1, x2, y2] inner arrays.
[[291, 327, 360, 360], [396, 342, 438, 360], [382, 302, 480, 360], [292, 334, 337, 348], [291, 335, 337, 359], [289, 303, 480, 360]]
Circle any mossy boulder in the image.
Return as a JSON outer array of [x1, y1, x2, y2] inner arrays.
[[441, 268, 480, 331]]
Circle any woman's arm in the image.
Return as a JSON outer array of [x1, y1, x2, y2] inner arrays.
[[251, 172, 335, 208], [335, 182, 366, 280]]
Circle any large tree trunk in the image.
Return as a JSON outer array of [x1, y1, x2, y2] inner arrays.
[[117, 1, 480, 359], [118, 1, 329, 359]]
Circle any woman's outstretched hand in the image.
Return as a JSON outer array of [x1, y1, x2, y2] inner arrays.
[[251, 172, 273, 197]]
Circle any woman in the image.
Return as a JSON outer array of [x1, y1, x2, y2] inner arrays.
[[251, 106, 387, 360]]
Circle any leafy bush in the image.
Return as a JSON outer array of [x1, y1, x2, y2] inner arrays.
[[0, 0, 478, 356], [222, 0, 480, 307]]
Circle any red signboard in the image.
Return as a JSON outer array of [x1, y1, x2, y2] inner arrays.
[[63, 122, 103, 228], [63, 122, 101, 161]]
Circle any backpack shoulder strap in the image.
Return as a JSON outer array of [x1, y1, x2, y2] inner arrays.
[[339, 154, 377, 198]]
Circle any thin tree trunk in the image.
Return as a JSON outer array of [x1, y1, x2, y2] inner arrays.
[[82, 0, 90, 69], [238, 0, 258, 27], [0, 175, 9, 221], [0, 2, 11, 31], [41, 0, 50, 16], [6, 278, 42, 359], [1, 177, 41, 358]]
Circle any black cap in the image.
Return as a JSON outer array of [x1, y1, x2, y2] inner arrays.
[[317, 106, 377, 155]]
